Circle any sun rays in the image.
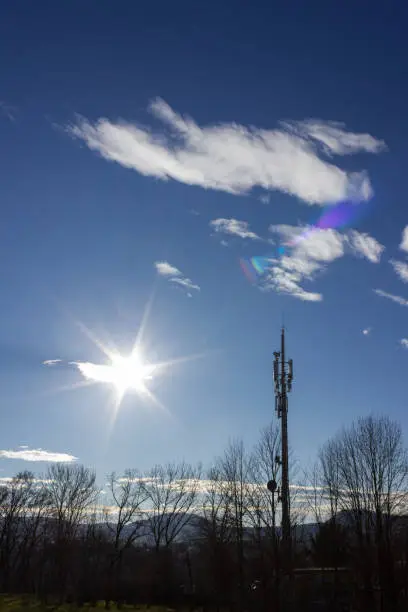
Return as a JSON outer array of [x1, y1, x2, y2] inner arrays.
[[42, 293, 212, 435]]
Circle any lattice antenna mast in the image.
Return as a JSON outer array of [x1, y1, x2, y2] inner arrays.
[[273, 327, 293, 544]]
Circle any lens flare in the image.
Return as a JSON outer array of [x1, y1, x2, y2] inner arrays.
[[240, 199, 372, 281]]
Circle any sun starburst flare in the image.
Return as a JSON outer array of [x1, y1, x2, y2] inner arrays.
[[74, 351, 156, 396], [70, 345, 165, 429], [43, 330, 210, 434], [42, 293, 215, 434]]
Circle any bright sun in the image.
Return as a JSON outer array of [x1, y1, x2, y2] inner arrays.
[[44, 315, 207, 430], [75, 350, 156, 397], [110, 353, 156, 395]]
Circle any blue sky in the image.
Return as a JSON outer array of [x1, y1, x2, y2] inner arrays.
[[1, 0, 408, 484]]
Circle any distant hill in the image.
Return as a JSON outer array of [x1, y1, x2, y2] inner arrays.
[[9, 509, 408, 549]]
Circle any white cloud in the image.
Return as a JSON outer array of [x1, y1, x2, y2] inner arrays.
[[390, 259, 408, 283], [170, 277, 200, 292], [154, 261, 182, 277], [43, 359, 62, 366], [210, 218, 260, 240], [278, 255, 321, 277], [154, 261, 200, 294], [291, 119, 386, 156], [0, 447, 77, 463], [374, 289, 408, 307], [259, 193, 270, 204], [292, 227, 345, 262], [69, 99, 384, 205], [261, 225, 344, 301], [400, 226, 408, 253], [346, 230, 384, 263], [258, 224, 383, 301], [262, 264, 323, 301], [401, 339, 408, 349], [362, 328, 371, 336]]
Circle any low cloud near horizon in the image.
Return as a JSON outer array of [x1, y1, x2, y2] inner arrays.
[[0, 447, 78, 463]]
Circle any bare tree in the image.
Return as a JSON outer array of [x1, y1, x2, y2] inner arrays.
[[200, 466, 234, 608], [303, 462, 326, 526], [14, 474, 52, 594], [140, 461, 201, 605], [141, 461, 202, 551], [105, 469, 147, 549], [247, 423, 289, 611], [217, 439, 252, 611], [0, 472, 35, 590], [320, 415, 408, 611], [46, 464, 98, 601], [47, 464, 97, 540], [47, 464, 97, 538], [248, 423, 281, 539], [103, 470, 147, 607], [202, 466, 233, 546], [77, 507, 109, 606]]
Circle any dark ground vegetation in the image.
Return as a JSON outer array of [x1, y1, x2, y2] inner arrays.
[[1, 415, 408, 611]]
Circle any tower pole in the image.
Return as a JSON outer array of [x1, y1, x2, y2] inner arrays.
[[280, 327, 291, 544], [272, 327, 293, 554]]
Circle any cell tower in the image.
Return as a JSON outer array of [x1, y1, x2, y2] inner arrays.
[[273, 327, 293, 545]]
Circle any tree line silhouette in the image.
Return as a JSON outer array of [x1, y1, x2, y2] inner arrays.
[[1, 415, 408, 611]]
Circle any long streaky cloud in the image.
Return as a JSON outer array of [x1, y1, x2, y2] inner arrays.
[[374, 289, 408, 307], [0, 447, 77, 463], [170, 277, 200, 292], [43, 359, 62, 366], [69, 99, 385, 205]]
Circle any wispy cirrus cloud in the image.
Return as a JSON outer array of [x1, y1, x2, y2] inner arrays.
[[260, 225, 383, 301], [390, 259, 408, 283], [260, 225, 345, 301], [0, 447, 77, 463], [154, 261, 200, 295], [43, 359, 62, 366], [400, 226, 408, 252], [262, 263, 323, 302], [69, 98, 385, 205], [374, 289, 408, 307], [346, 230, 384, 263], [292, 119, 386, 156], [170, 277, 200, 292], [210, 218, 261, 241]]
